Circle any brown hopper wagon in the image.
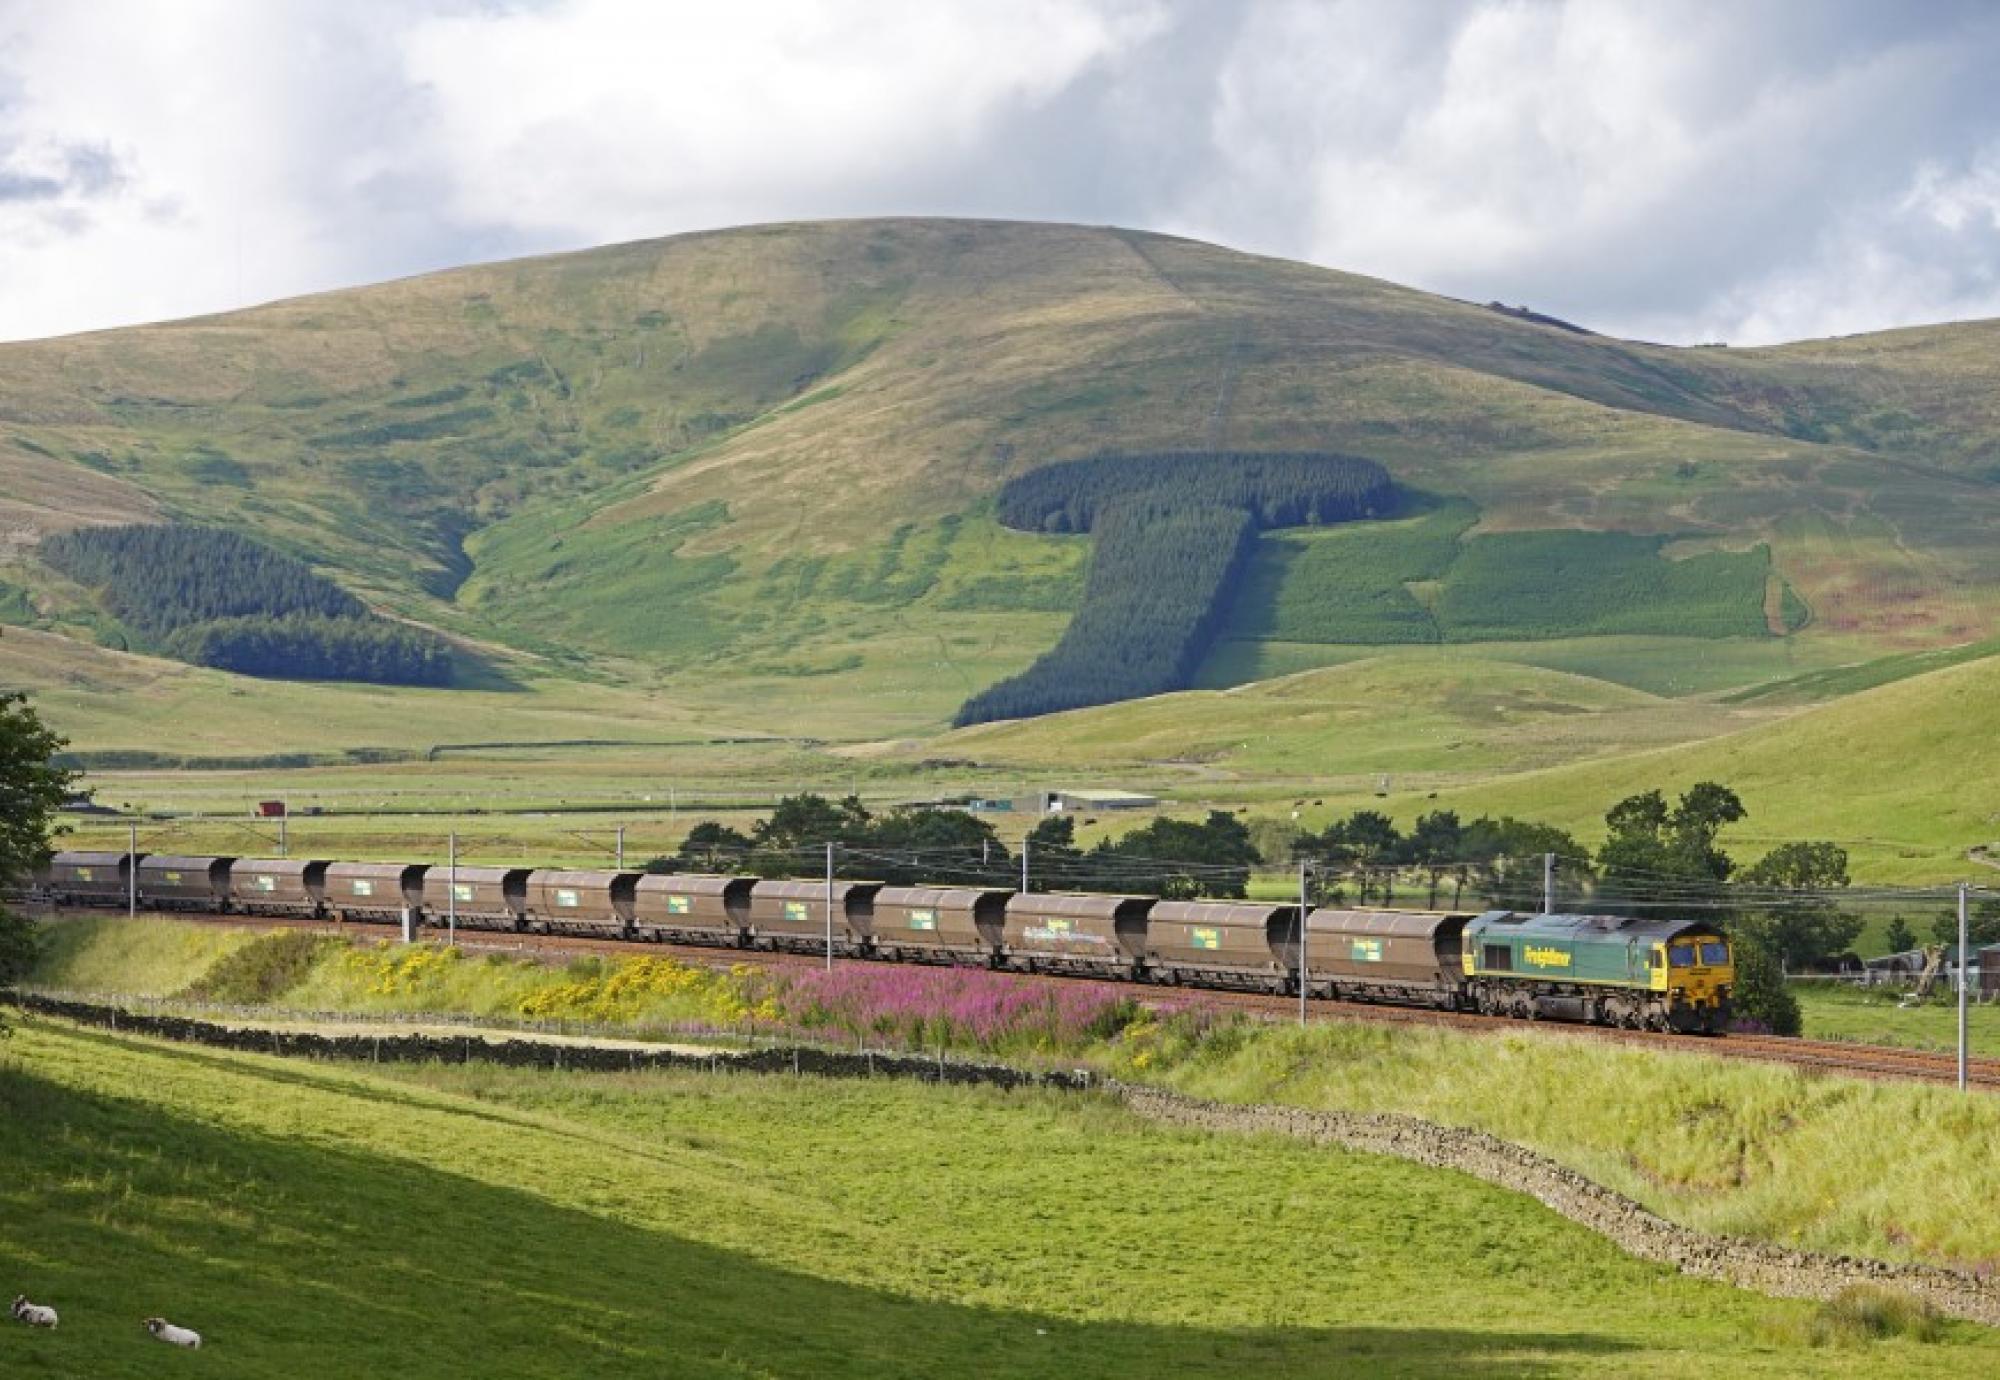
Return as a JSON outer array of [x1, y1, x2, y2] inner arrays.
[[1287, 908, 1474, 1007], [631, 873, 755, 945], [870, 886, 1010, 962], [1146, 900, 1299, 989], [523, 869, 637, 936], [745, 879, 881, 953], [421, 865, 530, 931], [41, 850, 138, 905], [1002, 893, 1153, 976], [136, 854, 235, 910], [230, 858, 330, 917], [323, 862, 427, 924]]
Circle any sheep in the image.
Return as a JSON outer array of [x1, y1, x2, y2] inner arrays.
[[144, 1316, 202, 1348], [10, 1294, 58, 1328]]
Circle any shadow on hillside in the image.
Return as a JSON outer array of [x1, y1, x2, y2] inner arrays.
[[0, 1046, 1640, 1380]]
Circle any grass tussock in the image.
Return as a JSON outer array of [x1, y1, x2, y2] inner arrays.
[[1759, 1286, 1947, 1348], [179, 930, 343, 1004]]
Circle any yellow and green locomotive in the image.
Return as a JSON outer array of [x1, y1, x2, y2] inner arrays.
[[1462, 911, 1732, 1034]]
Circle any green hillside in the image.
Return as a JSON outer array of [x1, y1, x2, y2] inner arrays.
[[4, 218, 2000, 739], [8, 215, 2000, 879], [1298, 650, 2000, 883]]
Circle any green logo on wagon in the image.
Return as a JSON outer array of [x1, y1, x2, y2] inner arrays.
[[1190, 927, 1221, 951], [909, 907, 938, 931], [1350, 939, 1384, 963]]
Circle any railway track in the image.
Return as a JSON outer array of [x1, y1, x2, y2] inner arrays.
[[29, 906, 1998, 1091]]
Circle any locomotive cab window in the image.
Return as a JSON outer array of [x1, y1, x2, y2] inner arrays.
[[1481, 943, 1513, 972], [1701, 940, 1729, 966], [1669, 943, 1694, 968]]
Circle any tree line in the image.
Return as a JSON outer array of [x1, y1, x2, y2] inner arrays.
[[653, 794, 1262, 900], [166, 615, 453, 685], [39, 524, 453, 686], [995, 450, 1392, 534]]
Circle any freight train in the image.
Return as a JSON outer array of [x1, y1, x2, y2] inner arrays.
[[27, 849, 1735, 1034]]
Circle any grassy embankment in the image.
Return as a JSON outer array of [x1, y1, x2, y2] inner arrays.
[[4, 1019, 1994, 1378], [27, 917, 2000, 1274]]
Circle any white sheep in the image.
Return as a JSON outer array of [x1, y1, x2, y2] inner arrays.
[[10, 1294, 58, 1328], [144, 1316, 202, 1348]]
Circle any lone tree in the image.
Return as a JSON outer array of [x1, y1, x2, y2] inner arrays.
[[1735, 840, 1860, 970], [0, 690, 74, 1026]]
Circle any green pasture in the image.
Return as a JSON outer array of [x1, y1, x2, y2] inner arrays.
[[1796, 984, 2000, 1058], [1198, 632, 1867, 697], [1221, 498, 1786, 649], [4, 1020, 1993, 1377]]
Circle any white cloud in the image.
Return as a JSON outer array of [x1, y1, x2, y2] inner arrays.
[[401, 0, 1167, 241], [0, 1, 1996, 345]]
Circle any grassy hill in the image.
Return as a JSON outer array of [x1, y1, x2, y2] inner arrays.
[[6, 218, 2000, 728], [9, 218, 2000, 878]]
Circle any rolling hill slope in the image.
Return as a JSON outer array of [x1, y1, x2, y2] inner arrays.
[[5, 217, 2000, 744], [1314, 650, 2000, 883]]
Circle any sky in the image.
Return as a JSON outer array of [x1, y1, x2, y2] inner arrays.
[[3, 0, 1999, 346]]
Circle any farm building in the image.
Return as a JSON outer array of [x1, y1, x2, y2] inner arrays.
[[1026, 789, 1160, 814]]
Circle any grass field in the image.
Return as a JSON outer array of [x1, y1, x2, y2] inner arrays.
[[3, 1020, 1994, 1377], [1158, 1020, 2000, 1270], [1795, 984, 2000, 1057]]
